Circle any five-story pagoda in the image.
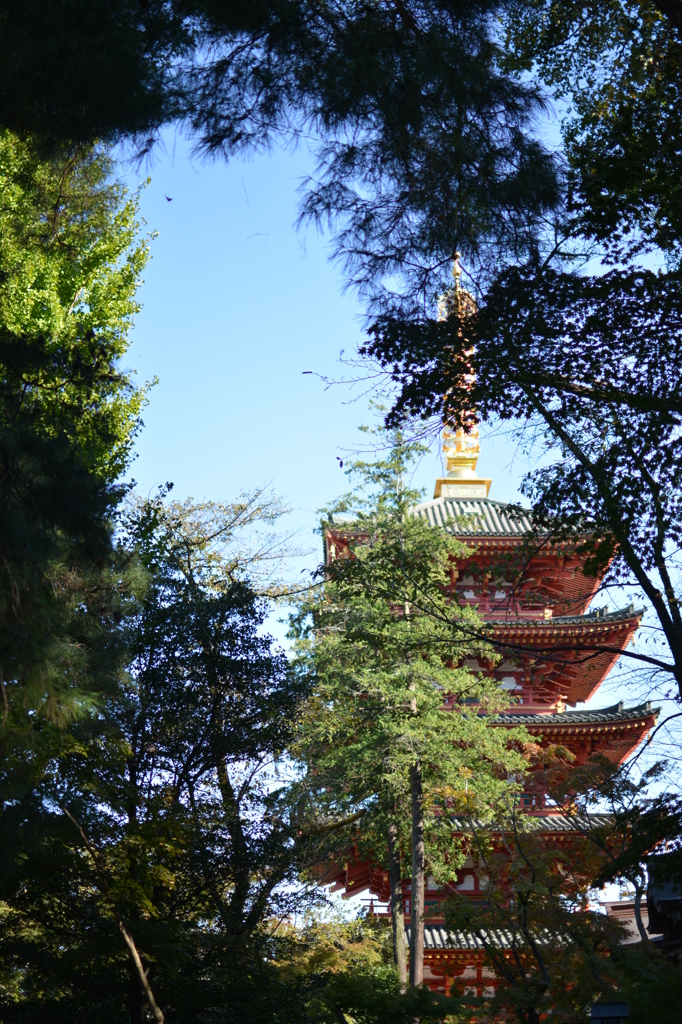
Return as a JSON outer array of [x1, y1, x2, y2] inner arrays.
[[319, 424, 658, 998]]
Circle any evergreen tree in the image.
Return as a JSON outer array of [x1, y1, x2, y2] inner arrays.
[[291, 429, 527, 988], [0, 493, 332, 1023], [0, 3, 560, 306], [0, 0, 189, 149]]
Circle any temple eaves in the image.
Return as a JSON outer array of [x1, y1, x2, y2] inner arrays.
[[446, 812, 615, 834], [492, 699, 658, 726], [407, 924, 558, 951], [415, 495, 532, 535]]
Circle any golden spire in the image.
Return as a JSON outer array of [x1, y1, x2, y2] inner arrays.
[[433, 257, 491, 500], [434, 424, 491, 499], [437, 253, 476, 322]]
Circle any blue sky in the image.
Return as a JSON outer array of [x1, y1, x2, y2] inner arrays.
[[121, 132, 527, 546], [117, 132, 679, 763]]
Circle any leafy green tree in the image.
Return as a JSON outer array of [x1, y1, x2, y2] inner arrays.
[[0, 493, 342, 1023], [0, 131, 150, 721], [280, 911, 458, 1024], [291, 430, 527, 989], [503, 0, 682, 258]]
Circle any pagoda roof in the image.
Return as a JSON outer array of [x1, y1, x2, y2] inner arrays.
[[485, 606, 643, 705], [536, 605, 640, 626], [407, 924, 555, 951], [490, 603, 642, 634], [448, 812, 614, 833], [494, 700, 657, 727], [647, 853, 682, 903], [414, 496, 533, 537]]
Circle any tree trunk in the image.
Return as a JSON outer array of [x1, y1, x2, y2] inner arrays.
[[387, 819, 407, 991], [118, 919, 164, 1024], [633, 883, 650, 943], [128, 964, 146, 1024], [409, 760, 425, 988]]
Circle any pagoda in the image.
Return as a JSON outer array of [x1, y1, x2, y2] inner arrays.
[[319, 424, 658, 998]]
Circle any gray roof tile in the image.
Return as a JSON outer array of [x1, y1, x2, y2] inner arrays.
[[413, 496, 534, 536], [548, 605, 641, 625], [447, 813, 614, 833], [647, 854, 682, 906], [406, 925, 556, 950], [494, 701, 658, 726]]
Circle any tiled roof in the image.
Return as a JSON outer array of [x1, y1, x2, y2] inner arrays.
[[406, 925, 555, 950], [550, 605, 640, 625], [494, 700, 658, 726], [447, 813, 614, 833], [648, 879, 682, 907], [413, 496, 533, 536], [489, 605, 642, 631]]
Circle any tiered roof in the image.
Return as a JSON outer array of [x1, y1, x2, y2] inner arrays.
[[408, 925, 554, 952], [485, 607, 643, 707], [414, 496, 533, 537], [494, 699, 655, 726], [320, 441, 658, 985], [447, 812, 614, 833]]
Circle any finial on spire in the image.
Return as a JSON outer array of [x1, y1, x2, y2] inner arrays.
[[452, 251, 462, 285], [434, 424, 491, 499], [433, 254, 491, 500], [438, 252, 475, 322]]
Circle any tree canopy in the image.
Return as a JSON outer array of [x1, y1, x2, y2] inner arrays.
[[0, 133, 150, 723], [504, 0, 682, 256], [0, 494, 323, 1023], [0, 2, 561, 307]]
